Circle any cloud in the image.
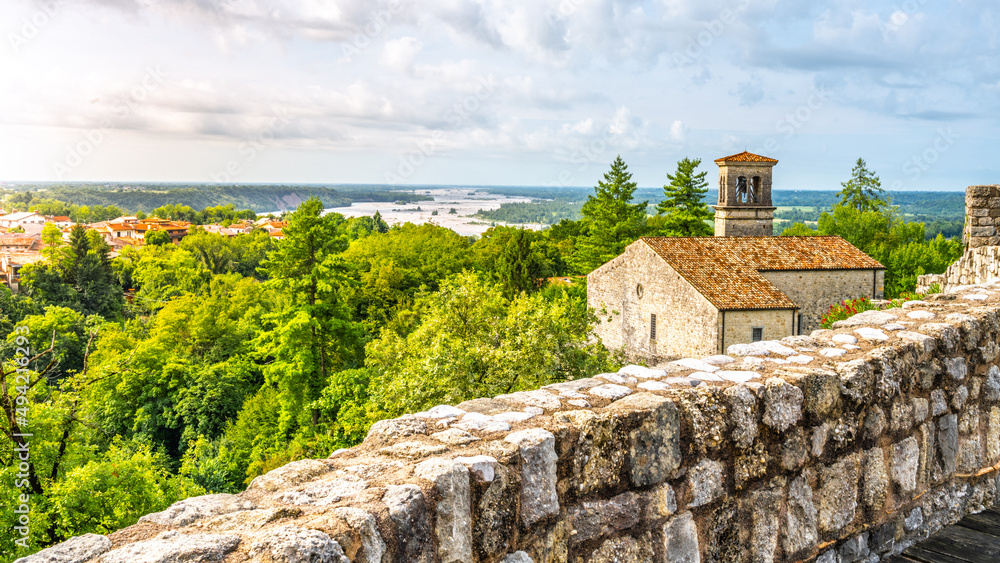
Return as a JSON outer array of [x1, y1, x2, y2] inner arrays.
[[379, 36, 423, 73]]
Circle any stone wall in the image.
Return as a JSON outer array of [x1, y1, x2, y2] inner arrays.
[[915, 185, 1000, 293], [589, 241, 720, 360], [25, 282, 1000, 563], [720, 309, 794, 352], [764, 269, 884, 334]]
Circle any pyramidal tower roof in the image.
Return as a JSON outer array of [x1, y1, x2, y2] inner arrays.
[[714, 151, 779, 164]]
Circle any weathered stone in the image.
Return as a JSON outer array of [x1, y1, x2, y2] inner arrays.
[[430, 428, 480, 446], [780, 427, 808, 471], [938, 414, 959, 476], [890, 400, 914, 433], [735, 441, 769, 489], [663, 512, 701, 563], [818, 456, 859, 533], [505, 428, 559, 526], [379, 441, 449, 459], [833, 310, 898, 328], [912, 397, 929, 423], [588, 384, 633, 401], [816, 550, 837, 563], [139, 494, 255, 527], [749, 483, 783, 563], [985, 365, 1000, 402], [891, 437, 919, 495], [248, 525, 350, 563], [475, 463, 518, 558], [502, 552, 533, 563], [960, 404, 980, 435], [988, 407, 1000, 463], [761, 377, 803, 432], [898, 331, 936, 356], [856, 327, 889, 341], [839, 532, 870, 563], [569, 492, 641, 545], [812, 424, 830, 457], [13, 534, 111, 563], [496, 390, 563, 411], [958, 435, 983, 473], [383, 484, 433, 563], [945, 357, 968, 380], [918, 421, 936, 488], [415, 404, 467, 418], [783, 474, 818, 557], [904, 507, 924, 532], [365, 417, 427, 445], [276, 474, 368, 506], [557, 410, 626, 495], [648, 483, 678, 519], [619, 365, 668, 378], [454, 412, 512, 433], [838, 359, 875, 403], [802, 371, 841, 420], [609, 393, 682, 486], [331, 508, 386, 563], [586, 533, 656, 563], [99, 531, 240, 563], [249, 459, 331, 492], [862, 447, 888, 513], [931, 389, 948, 416], [920, 323, 960, 353], [724, 384, 759, 449], [414, 458, 473, 563], [687, 459, 725, 508], [863, 405, 886, 441], [952, 385, 969, 411]]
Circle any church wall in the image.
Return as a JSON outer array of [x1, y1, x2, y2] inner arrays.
[[588, 240, 719, 362], [720, 308, 795, 351], [763, 269, 885, 333]]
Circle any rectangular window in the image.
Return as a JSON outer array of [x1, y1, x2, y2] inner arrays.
[[797, 313, 803, 335], [752, 327, 764, 342], [650, 314, 657, 340]]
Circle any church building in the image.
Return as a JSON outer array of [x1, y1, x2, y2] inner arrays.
[[587, 151, 885, 361]]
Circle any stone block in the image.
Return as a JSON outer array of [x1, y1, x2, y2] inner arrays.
[[988, 407, 1000, 463], [505, 428, 559, 527], [475, 464, 519, 558], [383, 485, 433, 563], [891, 437, 919, 495], [14, 534, 112, 563], [99, 531, 241, 563], [586, 534, 656, 563], [568, 492, 641, 545], [838, 359, 875, 404], [687, 459, 725, 508], [557, 410, 626, 496], [608, 393, 682, 487], [802, 371, 841, 420], [248, 526, 350, 563], [724, 385, 759, 449], [862, 447, 888, 514], [968, 185, 994, 197], [749, 483, 783, 563], [869, 521, 897, 555], [840, 532, 870, 563], [414, 458, 473, 563], [970, 226, 997, 237], [783, 474, 818, 558], [762, 378, 803, 432], [938, 414, 959, 476], [818, 456, 859, 534], [985, 365, 1000, 402], [663, 512, 701, 563]]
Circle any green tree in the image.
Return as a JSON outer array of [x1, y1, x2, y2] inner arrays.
[[574, 155, 648, 273], [838, 158, 889, 213], [653, 157, 713, 236], [255, 198, 362, 434], [144, 229, 172, 246]]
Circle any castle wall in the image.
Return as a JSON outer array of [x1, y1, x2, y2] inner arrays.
[[916, 185, 1000, 293], [588, 240, 719, 361], [763, 269, 885, 333], [50, 290, 1000, 563]]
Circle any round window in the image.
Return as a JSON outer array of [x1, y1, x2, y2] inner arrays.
[[636, 283, 644, 298]]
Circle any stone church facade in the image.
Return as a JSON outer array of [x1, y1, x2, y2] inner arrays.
[[588, 152, 885, 361]]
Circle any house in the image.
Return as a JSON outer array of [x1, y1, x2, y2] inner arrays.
[[0, 234, 42, 252], [587, 152, 886, 361], [200, 224, 239, 237], [0, 212, 45, 234], [94, 217, 191, 245], [44, 215, 73, 228], [0, 252, 46, 292]]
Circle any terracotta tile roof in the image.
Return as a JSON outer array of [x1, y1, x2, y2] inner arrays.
[[714, 151, 779, 164], [641, 236, 884, 311]]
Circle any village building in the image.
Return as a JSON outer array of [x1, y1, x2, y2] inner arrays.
[[588, 152, 886, 361], [0, 211, 45, 234]]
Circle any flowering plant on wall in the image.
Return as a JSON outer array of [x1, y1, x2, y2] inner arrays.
[[820, 292, 923, 328]]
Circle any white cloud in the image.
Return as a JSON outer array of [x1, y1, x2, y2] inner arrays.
[[379, 36, 423, 73]]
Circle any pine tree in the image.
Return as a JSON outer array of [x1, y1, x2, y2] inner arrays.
[[573, 155, 648, 273], [838, 158, 889, 213], [654, 157, 713, 236], [372, 211, 389, 233]]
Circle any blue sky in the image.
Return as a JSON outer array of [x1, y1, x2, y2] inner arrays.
[[1, 0, 997, 191]]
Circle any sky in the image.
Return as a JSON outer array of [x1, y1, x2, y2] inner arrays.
[[0, 0, 997, 191]]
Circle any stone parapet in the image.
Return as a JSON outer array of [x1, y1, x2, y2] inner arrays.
[[963, 185, 1000, 249], [21, 284, 1000, 563]]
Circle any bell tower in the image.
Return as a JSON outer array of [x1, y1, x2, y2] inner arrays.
[[712, 151, 778, 237]]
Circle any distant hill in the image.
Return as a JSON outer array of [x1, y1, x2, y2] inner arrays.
[[0, 183, 431, 213]]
